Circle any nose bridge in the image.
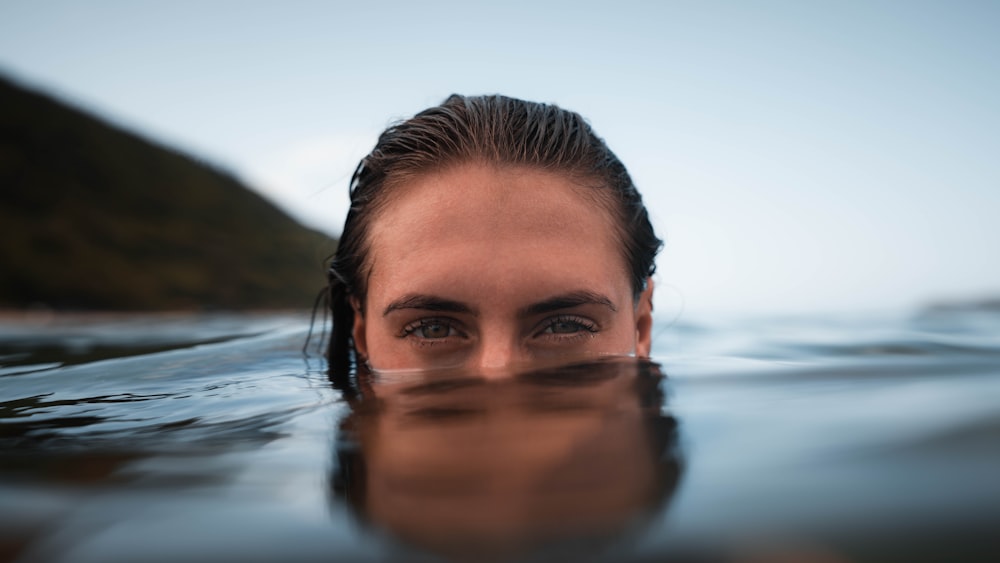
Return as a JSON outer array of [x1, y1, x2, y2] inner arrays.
[[475, 325, 523, 376]]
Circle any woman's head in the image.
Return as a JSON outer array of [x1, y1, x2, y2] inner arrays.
[[327, 94, 662, 375]]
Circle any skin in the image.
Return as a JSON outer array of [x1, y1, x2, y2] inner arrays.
[[351, 162, 654, 373]]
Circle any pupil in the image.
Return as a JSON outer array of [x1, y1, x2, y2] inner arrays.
[[553, 321, 579, 334], [422, 323, 448, 338]]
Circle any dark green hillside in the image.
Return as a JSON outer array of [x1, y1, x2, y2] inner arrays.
[[0, 75, 336, 310]]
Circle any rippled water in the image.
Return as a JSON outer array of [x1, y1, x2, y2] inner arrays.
[[1, 310, 999, 562]]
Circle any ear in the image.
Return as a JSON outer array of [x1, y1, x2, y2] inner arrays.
[[634, 278, 654, 357], [350, 297, 369, 361]]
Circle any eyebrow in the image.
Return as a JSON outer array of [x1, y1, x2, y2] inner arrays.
[[383, 295, 476, 317], [400, 378, 487, 396], [518, 291, 617, 317], [516, 365, 621, 387], [382, 290, 617, 318]]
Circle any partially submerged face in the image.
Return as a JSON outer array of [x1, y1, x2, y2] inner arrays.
[[352, 162, 653, 373]]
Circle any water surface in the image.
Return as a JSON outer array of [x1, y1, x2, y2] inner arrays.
[[1, 310, 998, 562]]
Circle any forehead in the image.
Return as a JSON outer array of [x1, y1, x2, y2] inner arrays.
[[364, 163, 628, 302], [378, 164, 605, 230]]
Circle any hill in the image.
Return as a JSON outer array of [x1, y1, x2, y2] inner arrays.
[[0, 75, 336, 310]]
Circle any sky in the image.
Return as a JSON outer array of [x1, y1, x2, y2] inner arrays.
[[2, 0, 998, 319]]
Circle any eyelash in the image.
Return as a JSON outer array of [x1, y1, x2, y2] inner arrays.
[[536, 315, 599, 341]]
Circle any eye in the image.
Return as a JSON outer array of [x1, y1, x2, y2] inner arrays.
[[402, 319, 462, 340], [539, 316, 598, 338], [547, 320, 585, 334]]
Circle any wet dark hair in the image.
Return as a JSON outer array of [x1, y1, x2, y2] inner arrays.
[[326, 94, 662, 379]]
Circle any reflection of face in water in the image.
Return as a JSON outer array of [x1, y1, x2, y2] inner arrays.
[[331, 358, 682, 561]]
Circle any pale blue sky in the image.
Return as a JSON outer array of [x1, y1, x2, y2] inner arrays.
[[2, 0, 998, 318]]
